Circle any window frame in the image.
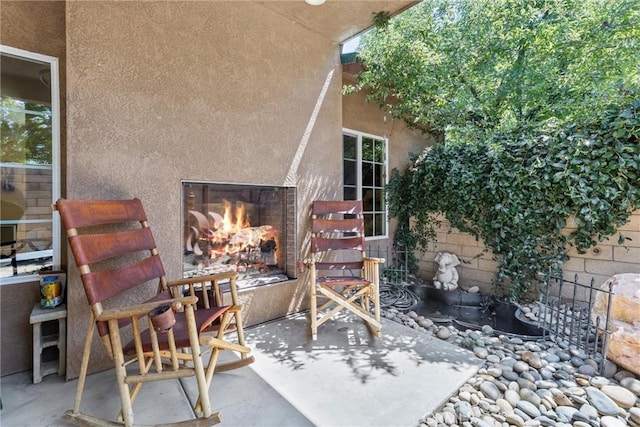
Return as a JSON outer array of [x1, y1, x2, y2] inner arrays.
[[1, 45, 61, 285], [342, 128, 389, 241]]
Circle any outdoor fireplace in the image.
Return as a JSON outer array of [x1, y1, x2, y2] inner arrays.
[[182, 181, 296, 289]]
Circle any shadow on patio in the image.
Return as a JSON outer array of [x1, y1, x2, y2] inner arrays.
[[1, 312, 482, 427]]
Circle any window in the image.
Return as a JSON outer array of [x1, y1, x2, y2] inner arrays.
[[343, 129, 388, 239], [1, 46, 61, 282]]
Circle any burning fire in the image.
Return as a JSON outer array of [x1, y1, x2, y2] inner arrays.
[[186, 200, 277, 267], [221, 200, 250, 235]]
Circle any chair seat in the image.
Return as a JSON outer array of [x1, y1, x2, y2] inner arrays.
[[317, 276, 370, 287], [123, 306, 230, 355]]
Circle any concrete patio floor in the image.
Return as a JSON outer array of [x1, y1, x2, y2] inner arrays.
[[1, 311, 483, 427]]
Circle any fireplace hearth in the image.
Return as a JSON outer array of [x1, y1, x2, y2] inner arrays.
[[182, 181, 296, 289]]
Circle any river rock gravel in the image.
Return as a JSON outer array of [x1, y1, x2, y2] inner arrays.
[[382, 308, 640, 427]]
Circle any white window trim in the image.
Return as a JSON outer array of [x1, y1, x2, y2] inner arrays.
[[342, 127, 389, 241], [0, 45, 61, 285]]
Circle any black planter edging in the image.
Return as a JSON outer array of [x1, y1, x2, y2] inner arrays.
[[492, 299, 518, 319], [514, 308, 545, 336], [425, 286, 487, 306], [407, 284, 545, 338]]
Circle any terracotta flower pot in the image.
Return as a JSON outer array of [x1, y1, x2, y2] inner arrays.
[[149, 305, 176, 332]]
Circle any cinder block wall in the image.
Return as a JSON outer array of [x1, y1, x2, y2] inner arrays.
[[415, 211, 640, 295], [11, 167, 53, 247]]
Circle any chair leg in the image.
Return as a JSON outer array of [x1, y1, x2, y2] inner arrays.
[[108, 320, 135, 427], [206, 312, 232, 383], [117, 358, 153, 422], [195, 310, 234, 413], [185, 305, 212, 418], [372, 284, 381, 327], [309, 268, 318, 340], [318, 286, 382, 333], [365, 263, 382, 329], [231, 306, 249, 359], [227, 276, 249, 354], [71, 315, 96, 415], [310, 288, 318, 341], [213, 306, 255, 373]]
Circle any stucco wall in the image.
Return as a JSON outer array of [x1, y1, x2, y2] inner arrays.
[[64, 1, 353, 378], [0, 0, 66, 376]]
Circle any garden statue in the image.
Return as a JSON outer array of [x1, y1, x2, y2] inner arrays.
[[433, 252, 460, 291]]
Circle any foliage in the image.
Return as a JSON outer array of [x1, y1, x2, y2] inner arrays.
[[388, 100, 640, 301], [1, 97, 52, 165], [353, 0, 640, 300], [355, 0, 640, 137]]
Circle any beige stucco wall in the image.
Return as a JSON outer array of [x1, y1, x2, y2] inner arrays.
[[63, 1, 374, 378], [0, 0, 423, 379], [1, 0, 66, 376]]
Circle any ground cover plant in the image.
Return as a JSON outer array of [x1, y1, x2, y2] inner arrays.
[[350, 0, 640, 300]]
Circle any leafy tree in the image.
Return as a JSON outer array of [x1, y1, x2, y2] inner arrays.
[[354, 0, 639, 137], [1, 97, 52, 165], [351, 0, 640, 300]]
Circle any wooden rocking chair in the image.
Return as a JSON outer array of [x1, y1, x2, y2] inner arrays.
[[53, 198, 254, 427], [306, 200, 384, 340]]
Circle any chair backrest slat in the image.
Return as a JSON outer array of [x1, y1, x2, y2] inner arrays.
[[56, 198, 147, 229], [69, 228, 156, 266], [82, 254, 165, 305], [311, 236, 365, 252], [315, 261, 364, 271], [312, 200, 363, 215], [312, 218, 363, 234]]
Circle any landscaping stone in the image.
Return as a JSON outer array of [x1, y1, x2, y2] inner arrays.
[[585, 386, 623, 416], [382, 307, 640, 427], [436, 326, 451, 340], [479, 381, 501, 401], [505, 412, 525, 426], [601, 384, 637, 408], [516, 400, 541, 418], [591, 273, 640, 376], [600, 415, 628, 427], [621, 377, 640, 396]]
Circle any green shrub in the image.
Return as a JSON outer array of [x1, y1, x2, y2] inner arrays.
[[387, 99, 640, 301]]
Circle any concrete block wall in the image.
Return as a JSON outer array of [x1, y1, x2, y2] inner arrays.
[[414, 215, 497, 294], [23, 167, 54, 246], [414, 211, 640, 297], [1, 166, 53, 257], [558, 212, 640, 301]]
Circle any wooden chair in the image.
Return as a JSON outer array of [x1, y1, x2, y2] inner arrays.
[[53, 198, 254, 427], [306, 200, 384, 340]]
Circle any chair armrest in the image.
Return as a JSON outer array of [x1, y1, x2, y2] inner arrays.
[[96, 296, 198, 322], [168, 270, 240, 308], [167, 270, 238, 288], [363, 256, 385, 264]]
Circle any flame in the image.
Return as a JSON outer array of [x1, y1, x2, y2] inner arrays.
[[235, 202, 248, 230], [188, 200, 275, 264], [220, 200, 251, 235], [222, 200, 233, 233]]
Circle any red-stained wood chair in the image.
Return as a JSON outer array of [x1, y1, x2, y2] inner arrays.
[[306, 200, 384, 340], [53, 198, 253, 427]]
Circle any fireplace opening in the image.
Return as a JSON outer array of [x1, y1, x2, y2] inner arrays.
[[182, 181, 296, 290]]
